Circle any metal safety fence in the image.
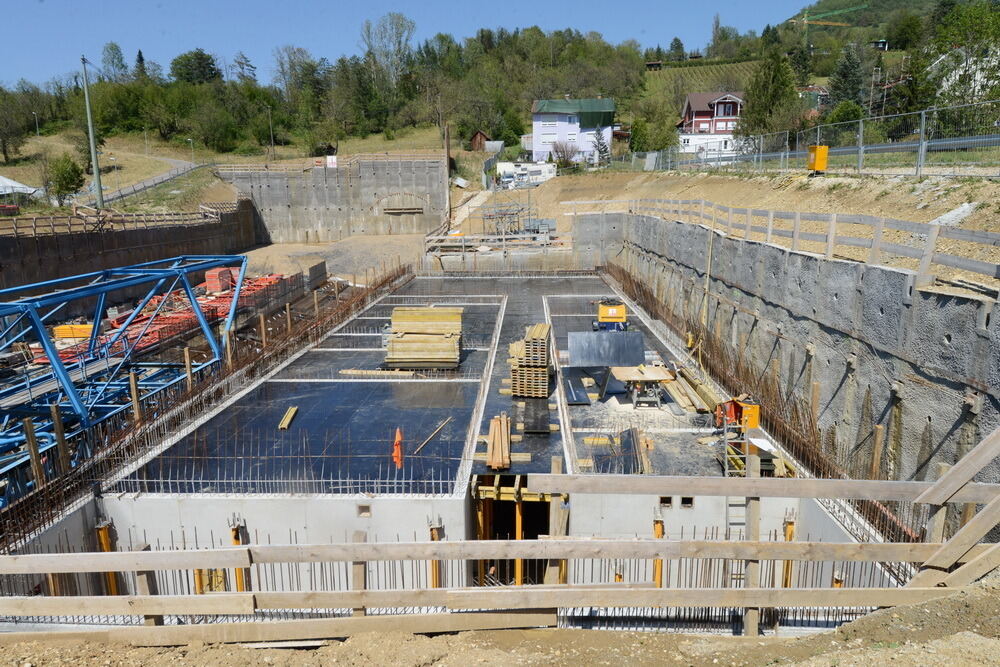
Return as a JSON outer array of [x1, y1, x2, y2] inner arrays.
[[615, 99, 1000, 178]]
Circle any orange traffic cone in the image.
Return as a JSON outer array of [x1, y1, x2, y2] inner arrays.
[[392, 427, 404, 469]]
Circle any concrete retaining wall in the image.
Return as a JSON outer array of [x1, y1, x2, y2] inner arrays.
[[610, 213, 1000, 487], [222, 158, 449, 244], [0, 200, 257, 291]]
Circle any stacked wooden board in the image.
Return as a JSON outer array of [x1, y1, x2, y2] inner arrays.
[[508, 323, 550, 398], [384, 307, 463, 369], [486, 413, 511, 470]]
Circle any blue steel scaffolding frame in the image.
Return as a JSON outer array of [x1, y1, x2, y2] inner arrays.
[[0, 255, 247, 507]]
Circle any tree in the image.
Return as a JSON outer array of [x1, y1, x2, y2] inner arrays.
[[761, 24, 780, 50], [0, 86, 27, 163], [826, 100, 864, 125], [592, 127, 611, 164], [629, 117, 649, 152], [551, 140, 577, 166], [360, 12, 416, 105], [668, 37, 685, 62], [887, 11, 924, 51], [933, 0, 1000, 103], [828, 45, 864, 108], [134, 50, 148, 80], [789, 45, 811, 86], [888, 50, 939, 113], [50, 153, 84, 205], [738, 50, 799, 135], [170, 48, 222, 84], [233, 51, 257, 82], [101, 42, 128, 82]]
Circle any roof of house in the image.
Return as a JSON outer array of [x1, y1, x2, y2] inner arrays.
[[682, 92, 745, 114], [470, 130, 491, 139], [531, 98, 615, 128]]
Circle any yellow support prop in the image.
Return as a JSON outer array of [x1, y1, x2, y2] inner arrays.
[[277, 406, 299, 430]]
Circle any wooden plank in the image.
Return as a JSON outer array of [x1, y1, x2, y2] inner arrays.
[[526, 474, 1000, 503], [243, 539, 992, 564], [910, 492, 1000, 586], [0, 594, 255, 617], [134, 543, 163, 626], [0, 611, 557, 647], [351, 531, 366, 617], [0, 548, 251, 575], [914, 427, 1000, 505], [941, 542, 1000, 588], [445, 587, 955, 610]]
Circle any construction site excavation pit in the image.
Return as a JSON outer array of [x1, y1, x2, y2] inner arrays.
[[0, 270, 908, 639]]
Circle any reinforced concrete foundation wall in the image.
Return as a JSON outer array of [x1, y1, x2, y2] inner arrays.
[[222, 158, 449, 244], [609, 213, 1000, 487]]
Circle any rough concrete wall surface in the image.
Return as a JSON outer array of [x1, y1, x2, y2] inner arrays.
[[222, 159, 448, 243], [611, 213, 999, 487], [0, 200, 257, 292]]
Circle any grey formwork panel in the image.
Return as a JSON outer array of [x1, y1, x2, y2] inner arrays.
[[566, 331, 645, 368]]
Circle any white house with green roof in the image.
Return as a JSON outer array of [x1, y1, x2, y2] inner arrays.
[[530, 97, 615, 163]]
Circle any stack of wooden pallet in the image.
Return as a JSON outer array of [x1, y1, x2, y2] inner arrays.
[[508, 323, 550, 398], [485, 413, 511, 470], [384, 307, 463, 369]]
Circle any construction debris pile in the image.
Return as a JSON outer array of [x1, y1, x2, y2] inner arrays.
[[384, 307, 463, 370], [508, 323, 551, 398]]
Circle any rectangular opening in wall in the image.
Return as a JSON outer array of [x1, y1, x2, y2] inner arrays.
[[357, 504, 371, 518], [680, 497, 694, 508], [384, 207, 424, 215], [659, 496, 672, 507]]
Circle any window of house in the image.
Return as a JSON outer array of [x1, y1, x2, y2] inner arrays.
[[723, 140, 730, 149], [540, 133, 557, 145], [540, 118, 557, 127], [698, 122, 709, 133], [659, 496, 672, 507], [567, 115, 578, 124], [567, 132, 577, 142], [680, 497, 694, 508], [682, 138, 690, 145]]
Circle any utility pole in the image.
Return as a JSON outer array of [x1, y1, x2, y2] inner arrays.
[[81, 56, 104, 208], [31, 111, 39, 136]]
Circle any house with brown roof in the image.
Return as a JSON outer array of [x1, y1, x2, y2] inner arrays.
[[676, 91, 744, 155]]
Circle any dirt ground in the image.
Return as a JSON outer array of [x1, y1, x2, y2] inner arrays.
[[4, 576, 1000, 666], [243, 234, 426, 280], [482, 170, 1000, 290], [516, 171, 1000, 231]]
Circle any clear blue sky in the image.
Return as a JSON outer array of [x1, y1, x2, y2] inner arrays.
[[3, 0, 807, 85]]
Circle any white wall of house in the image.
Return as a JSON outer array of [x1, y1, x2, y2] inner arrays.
[[678, 132, 738, 156], [531, 113, 612, 163]]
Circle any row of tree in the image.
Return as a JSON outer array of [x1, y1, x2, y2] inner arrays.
[[0, 15, 652, 164], [736, 0, 1000, 138]]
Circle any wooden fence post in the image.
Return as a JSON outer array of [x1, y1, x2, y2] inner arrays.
[[352, 531, 367, 617], [134, 543, 164, 626], [22, 419, 45, 489], [49, 404, 70, 476], [744, 455, 761, 636], [129, 371, 143, 423], [183, 347, 194, 391]]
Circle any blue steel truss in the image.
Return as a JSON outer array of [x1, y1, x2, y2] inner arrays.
[[0, 255, 247, 507]]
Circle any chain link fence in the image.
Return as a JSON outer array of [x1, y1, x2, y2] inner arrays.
[[615, 99, 1000, 178]]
